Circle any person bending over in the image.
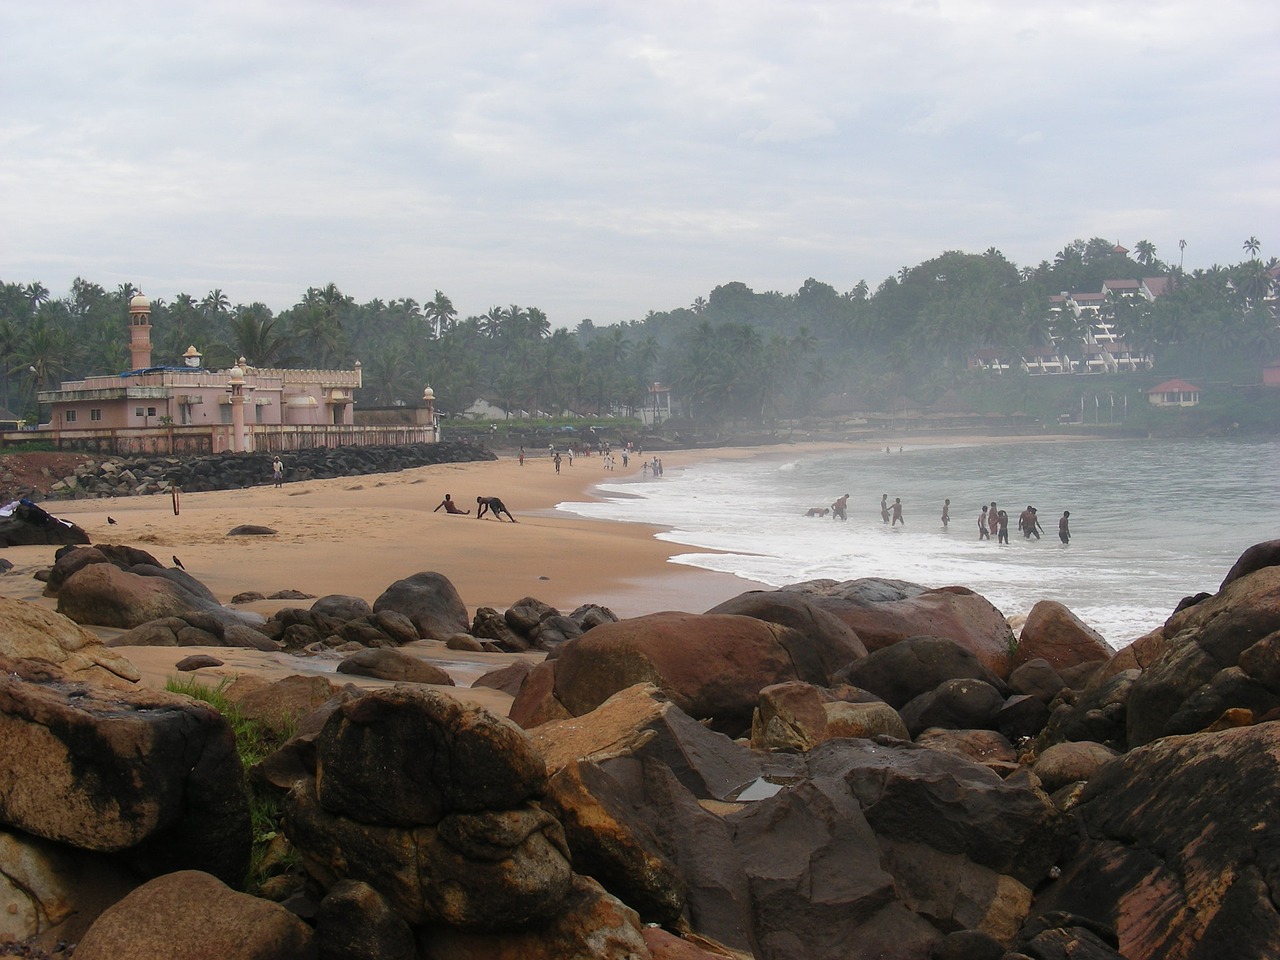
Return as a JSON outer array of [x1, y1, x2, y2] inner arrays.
[[476, 496, 518, 522]]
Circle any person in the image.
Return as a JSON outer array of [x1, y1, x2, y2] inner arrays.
[[1027, 507, 1044, 539], [1018, 506, 1033, 538], [831, 493, 849, 521], [434, 494, 470, 515], [567, 448, 574, 466], [941, 498, 950, 528], [988, 502, 999, 538], [642, 461, 650, 478], [518, 446, 525, 467], [891, 497, 904, 526], [475, 496, 517, 521], [1058, 510, 1071, 544], [622, 450, 628, 468], [271, 457, 283, 488], [805, 506, 830, 517], [880, 494, 890, 524], [997, 509, 1010, 544], [553, 452, 561, 474], [978, 505, 990, 540]]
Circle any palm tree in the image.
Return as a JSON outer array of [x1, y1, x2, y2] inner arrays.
[[200, 289, 231, 320], [1134, 240, 1157, 266], [691, 296, 707, 315], [230, 307, 293, 366], [480, 307, 504, 340], [1244, 236, 1262, 259], [1179, 239, 1187, 270], [424, 290, 456, 338], [24, 282, 49, 309]]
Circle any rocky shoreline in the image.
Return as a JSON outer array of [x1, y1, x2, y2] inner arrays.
[[2, 538, 1280, 958]]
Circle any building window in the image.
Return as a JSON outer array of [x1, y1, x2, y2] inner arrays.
[[147, 407, 157, 417], [90, 409, 102, 421], [135, 406, 144, 417], [65, 410, 77, 423]]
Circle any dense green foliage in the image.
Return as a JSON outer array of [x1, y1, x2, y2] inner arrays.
[[3, 236, 1275, 427]]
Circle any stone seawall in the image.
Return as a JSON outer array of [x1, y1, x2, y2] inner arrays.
[[42, 441, 495, 500]]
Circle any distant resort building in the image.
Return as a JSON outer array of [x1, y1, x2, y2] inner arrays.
[[968, 277, 1164, 376], [1146, 379, 1201, 407], [18, 295, 438, 455]]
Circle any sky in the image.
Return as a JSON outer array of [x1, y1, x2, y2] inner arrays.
[[3, 0, 1277, 328]]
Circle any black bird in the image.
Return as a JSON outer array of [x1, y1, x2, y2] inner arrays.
[[172, 555, 185, 570], [106, 516, 117, 525]]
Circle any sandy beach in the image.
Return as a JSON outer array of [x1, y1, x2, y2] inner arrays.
[[0, 434, 1080, 706]]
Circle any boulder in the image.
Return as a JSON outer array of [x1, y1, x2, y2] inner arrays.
[[530, 614, 584, 649], [417, 874, 648, 960], [1030, 741, 1119, 794], [0, 596, 139, 686], [507, 659, 572, 729], [505, 596, 559, 634], [472, 606, 530, 651], [176, 654, 224, 671], [782, 578, 1016, 676], [899, 678, 1006, 736], [73, 870, 315, 960], [55, 562, 223, 629], [1016, 601, 1115, 672], [227, 524, 278, 536], [1030, 723, 1280, 960], [750, 681, 905, 752], [313, 687, 548, 828], [0, 501, 89, 546], [544, 611, 830, 736], [1219, 538, 1280, 589], [1007, 658, 1067, 704], [473, 660, 535, 696], [0, 661, 250, 884], [312, 594, 373, 621], [372, 571, 469, 640], [1038, 670, 1138, 753], [841, 635, 1007, 710], [314, 879, 416, 960], [914, 728, 1017, 769], [231, 674, 340, 739], [336, 648, 455, 685], [706, 588, 870, 676]]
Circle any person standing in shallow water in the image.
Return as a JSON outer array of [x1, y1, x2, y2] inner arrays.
[[988, 502, 999, 539], [941, 498, 950, 529], [978, 505, 990, 540], [1059, 510, 1071, 544], [891, 497, 904, 526], [880, 494, 890, 524], [997, 509, 1010, 544]]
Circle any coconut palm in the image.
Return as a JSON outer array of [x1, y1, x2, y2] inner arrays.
[[1244, 236, 1262, 259], [230, 306, 293, 367], [1134, 240, 1157, 266], [424, 290, 457, 338]]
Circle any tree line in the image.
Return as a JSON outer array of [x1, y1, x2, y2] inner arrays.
[[1, 236, 1274, 425]]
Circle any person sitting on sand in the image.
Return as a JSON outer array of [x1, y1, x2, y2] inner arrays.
[[476, 496, 518, 522], [433, 494, 470, 515]]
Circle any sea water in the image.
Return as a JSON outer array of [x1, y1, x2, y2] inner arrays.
[[556, 438, 1280, 647]]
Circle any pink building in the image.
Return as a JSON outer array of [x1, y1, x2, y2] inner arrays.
[[29, 294, 431, 454]]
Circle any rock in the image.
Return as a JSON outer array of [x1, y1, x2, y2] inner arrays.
[[750, 681, 905, 752], [915, 728, 1017, 769], [314, 879, 415, 960], [0, 596, 139, 686], [336, 648, 455, 685], [1038, 670, 1137, 753], [231, 590, 267, 603], [1030, 723, 1280, 960], [313, 687, 548, 827], [782, 578, 1017, 676], [0, 500, 90, 546], [446, 633, 485, 651], [270, 588, 316, 600], [841, 635, 1007, 710], [74, 870, 316, 960], [568, 603, 619, 631], [507, 660, 572, 728], [373, 609, 420, 645], [1031, 741, 1120, 793], [706, 588, 869, 676], [417, 874, 648, 960], [505, 596, 559, 634], [1219, 538, 1280, 589], [55, 561, 224, 629], [176, 654, 224, 671], [0, 827, 138, 947], [899, 678, 1006, 736], [312, 594, 373, 621], [0, 662, 250, 884], [232, 675, 340, 739], [1016, 601, 1115, 672], [530, 614, 583, 649], [472, 606, 530, 651], [1007, 658, 1067, 704], [227, 524, 278, 536], [473, 660, 535, 696], [372, 571, 469, 640], [543, 611, 833, 736]]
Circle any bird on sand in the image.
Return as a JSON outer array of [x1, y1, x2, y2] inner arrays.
[[106, 516, 117, 525], [172, 555, 185, 570]]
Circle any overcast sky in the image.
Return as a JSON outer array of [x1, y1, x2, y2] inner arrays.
[[3, 1, 1276, 327]]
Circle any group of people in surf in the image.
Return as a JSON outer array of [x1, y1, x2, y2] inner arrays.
[[974, 501, 1069, 545]]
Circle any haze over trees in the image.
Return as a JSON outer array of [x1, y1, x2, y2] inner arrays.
[[1, 237, 1274, 424]]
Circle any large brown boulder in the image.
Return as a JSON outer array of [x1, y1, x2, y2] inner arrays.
[[750, 681, 907, 752], [314, 879, 417, 960], [372, 571, 469, 640], [706, 589, 869, 676], [335, 648, 455, 685], [783, 578, 1017, 677], [542, 611, 829, 736], [841, 634, 1007, 710], [1016, 600, 1115, 672], [0, 660, 250, 884], [1032, 723, 1280, 960], [0, 501, 89, 546], [54, 561, 225, 629], [74, 870, 315, 960], [0, 596, 139, 686]]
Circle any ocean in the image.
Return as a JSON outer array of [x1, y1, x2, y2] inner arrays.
[[556, 437, 1280, 648]]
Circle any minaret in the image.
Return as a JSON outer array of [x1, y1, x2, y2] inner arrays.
[[129, 294, 153, 369]]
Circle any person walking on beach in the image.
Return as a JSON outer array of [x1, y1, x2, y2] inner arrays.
[[1058, 510, 1071, 545], [518, 447, 525, 466], [272, 457, 283, 488], [997, 509, 1010, 544], [434, 494, 470, 515], [476, 496, 517, 522], [891, 497, 904, 526], [941, 498, 950, 528], [880, 494, 890, 524], [978, 505, 990, 540], [553, 452, 561, 474]]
